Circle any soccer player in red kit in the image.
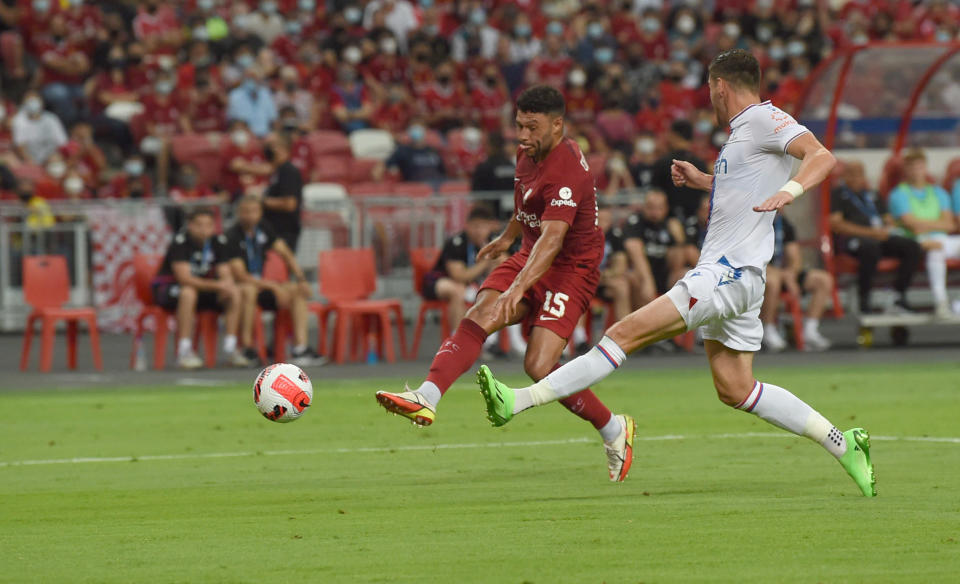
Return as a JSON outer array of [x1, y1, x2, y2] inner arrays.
[[376, 86, 636, 482]]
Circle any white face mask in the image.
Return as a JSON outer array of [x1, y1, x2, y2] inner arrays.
[[232, 130, 249, 147], [343, 46, 362, 65], [568, 69, 587, 87], [47, 161, 67, 178], [24, 97, 43, 115], [64, 176, 84, 195], [676, 15, 695, 35], [125, 159, 144, 176], [636, 138, 655, 155], [723, 23, 740, 39]]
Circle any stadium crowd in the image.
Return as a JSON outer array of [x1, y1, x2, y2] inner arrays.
[[3, 0, 960, 367]]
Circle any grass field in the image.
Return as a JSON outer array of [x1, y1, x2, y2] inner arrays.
[[2, 361, 960, 583]]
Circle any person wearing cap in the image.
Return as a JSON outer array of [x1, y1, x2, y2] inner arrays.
[[888, 148, 960, 318]]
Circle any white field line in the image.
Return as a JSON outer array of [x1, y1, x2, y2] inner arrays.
[[0, 433, 957, 469]]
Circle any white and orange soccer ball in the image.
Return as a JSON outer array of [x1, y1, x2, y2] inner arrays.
[[253, 363, 313, 423]]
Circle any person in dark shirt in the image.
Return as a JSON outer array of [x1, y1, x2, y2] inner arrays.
[[682, 194, 711, 265], [651, 120, 707, 221], [623, 189, 687, 296], [152, 207, 244, 369], [375, 121, 446, 183], [262, 134, 303, 252], [423, 206, 500, 329], [829, 160, 922, 313], [596, 205, 632, 321], [226, 195, 324, 367], [470, 133, 516, 219], [761, 215, 834, 352]]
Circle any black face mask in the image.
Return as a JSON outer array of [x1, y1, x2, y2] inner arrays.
[[437, 76, 450, 84], [485, 76, 497, 87], [108, 58, 126, 69], [18, 190, 32, 202], [264, 146, 276, 162]]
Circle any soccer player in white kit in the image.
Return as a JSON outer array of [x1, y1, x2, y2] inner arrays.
[[477, 49, 876, 497]]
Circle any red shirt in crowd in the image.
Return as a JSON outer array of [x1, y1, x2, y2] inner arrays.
[[188, 91, 226, 133], [289, 135, 315, 181], [527, 54, 573, 88], [141, 94, 185, 136], [101, 174, 153, 199], [469, 84, 508, 132], [36, 38, 89, 85], [372, 101, 413, 135], [564, 89, 602, 127], [219, 143, 268, 195]]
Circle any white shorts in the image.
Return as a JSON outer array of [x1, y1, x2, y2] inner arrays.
[[665, 260, 765, 352]]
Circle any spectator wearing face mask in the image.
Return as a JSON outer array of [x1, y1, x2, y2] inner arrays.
[[574, 18, 617, 66], [507, 12, 541, 63], [273, 66, 317, 132], [36, 15, 90, 127], [187, 72, 227, 133], [245, 0, 283, 44], [629, 133, 658, 189], [635, 9, 668, 61], [374, 122, 446, 184], [469, 65, 509, 133], [331, 60, 374, 134], [140, 71, 187, 192], [669, 7, 703, 51], [525, 24, 572, 88], [420, 61, 465, 132], [563, 68, 601, 129], [364, 0, 419, 49], [133, 0, 182, 54], [219, 120, 272, 199], [227, 65, 277, 138], [11, 91, 67, 165], [450, 5, 500, 62], [61, 122, 105, 189], [102, 155, 153, 199], [373, 83, 414, 135], [361, 35, 409, 101]]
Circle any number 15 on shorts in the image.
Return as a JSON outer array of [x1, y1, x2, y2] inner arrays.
[[541, 291, 568, 319]]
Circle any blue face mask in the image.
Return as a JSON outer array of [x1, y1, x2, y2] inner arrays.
[[470, 8, 486, 26], [587, 22, 603, 39], [546, 21, 563, 36], [769, 45, 786, 61], [595, 47, 614, 64], [419, 0, 433, 8], [243, 79, 258, 92], [237, 54, 254, 69], [515, 24, 531, 38], [695, 119, 713, 134], [298, 0, 315, 11], [408, 126, 425, 142], [32, 0, 50, 12]]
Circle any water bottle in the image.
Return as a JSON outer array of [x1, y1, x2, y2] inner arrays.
[[365, 331, 378, 364], [133, 338, 147, 371]]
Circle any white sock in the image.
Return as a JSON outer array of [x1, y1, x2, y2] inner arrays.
[[926, 248, 948, 305], [512, 336, 627, 413], [177, 338, 193, 358], [735, 381, 847, 458], [599, 415, 624, 443], [293, 344, 307, 354], [505, 324, 526, 352], [223, 335, 237, 355], [763, 322, 781, 339], [414, 381, 441, 408], [804, 318, 819, 335], [572, 325, 588, 345]]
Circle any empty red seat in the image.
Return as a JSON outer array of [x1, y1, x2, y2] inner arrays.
[[393, 182, 435, 198], [305, 130, 351, 156]]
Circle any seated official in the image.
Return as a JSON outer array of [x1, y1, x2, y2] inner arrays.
[[423, 206, 500, 330], [226, 195, 323, 367], [829, 160, 922, 314], [761, 215, 833, 352], [152, 207, 245, 369], [682, 194, 711, 266], [623, 189, 687, 299]]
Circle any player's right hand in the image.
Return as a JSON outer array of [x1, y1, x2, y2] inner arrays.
[[477, 237, 510, 261], [671, 159, 700, 189]]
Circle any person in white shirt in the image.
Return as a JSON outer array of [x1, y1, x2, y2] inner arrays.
[[11, 91, 67, 165], [477, 49, 877, 498]]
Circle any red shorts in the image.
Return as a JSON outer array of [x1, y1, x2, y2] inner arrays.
[[480, 252, 600, 339]]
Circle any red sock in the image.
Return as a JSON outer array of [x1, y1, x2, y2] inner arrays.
[[425, 319, 488, 395], [547, 363, 613, 430]]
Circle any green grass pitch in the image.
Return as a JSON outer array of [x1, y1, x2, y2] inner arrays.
[[2, 362, 959, 583]]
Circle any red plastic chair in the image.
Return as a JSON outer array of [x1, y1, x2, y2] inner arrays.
[[348, 181, 394, 198], [409, 248, 449, 359], [20, 256, 103, 372], [348, 158, 380, 183], [305, 130, 351, 156], [308, 248, 407, 363], [252, 251, 294, 363], [130, 254, 219, 369], [780, 290, 805, 351], [393, 182, 435, 198], [313, 155, 352, 184]]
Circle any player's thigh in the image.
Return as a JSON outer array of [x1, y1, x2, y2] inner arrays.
[[464, 288, 530, 333], [523, 326, 568, 380], [606, 295, 686, 353], [434, 277, 466, 301], [704, 340, 756, 406]]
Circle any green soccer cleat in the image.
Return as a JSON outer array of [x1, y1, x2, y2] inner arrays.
[[476, 365, 515, 427], [838, 428, 876, 497]]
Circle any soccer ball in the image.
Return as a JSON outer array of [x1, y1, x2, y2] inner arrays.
[[253, 363, 313, 423]]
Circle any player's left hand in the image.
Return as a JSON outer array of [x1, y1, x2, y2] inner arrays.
[[492, 285, 524, 324], [753, 191, 795, 213]]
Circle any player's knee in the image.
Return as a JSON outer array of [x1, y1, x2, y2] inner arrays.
[[523, 354, 552, 382], [179, 285, 197, 304], [811, 270, 832, 290], [240, 283, 256, 299], [714, 379, 748, 407]]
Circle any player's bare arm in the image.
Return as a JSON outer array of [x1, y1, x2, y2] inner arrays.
[[271, 239, 308, 284], [899, 210, 955, 235], [491, 219, 568, 323], [671, 159, 713, 191], [754, 132, 836, 213]]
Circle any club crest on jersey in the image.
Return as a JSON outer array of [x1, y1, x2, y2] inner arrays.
[[558, 187, 572, 200]]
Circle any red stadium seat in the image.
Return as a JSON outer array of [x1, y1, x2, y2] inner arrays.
[[348, 182, 394, 198], [393, 182, 435, 198], [943, 157, 960, 191], [348, 158, 379, 183], [307, 248, 407, 363], [305, 130, 351, 156], [252, 251, 293, 364], [20, 256, 103, 372], [313, 155, 352, 184], [408, 247, 449, 359]]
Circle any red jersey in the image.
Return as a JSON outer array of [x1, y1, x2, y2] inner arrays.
[[469, 85, 508, 132], [289, 136, 315, 180], [513, 137, 603, 269], [564, 89, 601, 126], [141, 94, 184, 136], [528, 55, 572, 88]]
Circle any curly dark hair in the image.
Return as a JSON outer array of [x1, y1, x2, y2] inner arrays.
[[516, 85, 565, 117], [708, 49, 761, 91]]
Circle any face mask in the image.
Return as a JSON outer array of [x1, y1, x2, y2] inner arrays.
[[343, 46, 362, 65], [643, 17, 660, 33], [192, 26, 209, 40], [47, 161, 67, 178], [180, 174, 197, 188], [32, 0, 49, 13], [380, 38, 397, 55], [794, 67, 809, 80], [282, 119, 298, 130], [469, 8, 486, 26], [769, 45, 786, 61], [515, 24, 531, 38], [636, 138, 655, 155], [756, 24, 773, 43], [723, 23, 740, 39], [547, 21, 563, 36], [569, 69, 586, 86], [232, 130, 249, 147], [233, 14, 249, 31], [125, 159, 144, 176], [418, 0, 433, 7], [935, 30, 952, 43], [298, 0, 315, 11], [676, 15, 695, 35], [24, 97, 43, 115], [155, 81, 174, 95], [673, 49, 689, 62], [595, 47, 614, 64], [344, 6, 362, 24], [285, 21, 302, 36], [261, 1, 277, 15], [712, 130, 728, 148], [485, 75, 498, 87], [787, 40, 806, 56], [587, 22, 603, 39], [338, 68, 356, 83], [422, 24, 438, 36], [695, 119, 713, 134], [236, 54, 254, 69], [64, 176, 84, 196], [284, 81, 298, 92], [408, 125, 425, 142], [198, 0, 214, 11]]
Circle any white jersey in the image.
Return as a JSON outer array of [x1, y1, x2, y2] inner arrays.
[[698, 101, 809, 271]]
